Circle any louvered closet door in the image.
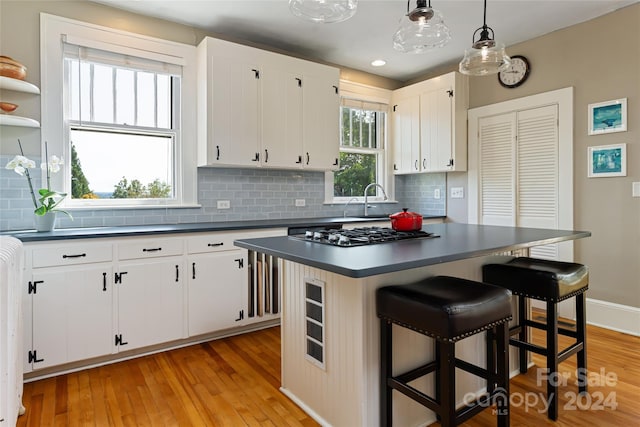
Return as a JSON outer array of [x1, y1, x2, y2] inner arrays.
[[479, 113, 517, 226], [517, 105, 559, 259]]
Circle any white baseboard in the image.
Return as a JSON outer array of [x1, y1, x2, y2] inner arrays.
[[280, 387, 331, 427], [586, 298, 640, 336]]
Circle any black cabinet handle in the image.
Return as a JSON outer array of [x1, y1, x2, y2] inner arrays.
[[332, 85, 338, 94], [295, 77, 302, 87], [306, 152, 310, 165], [333, 158, 339, 166], [175, 265, 179, 282], [115, 271, 128, 284], [415, 159, 419, 170], [207, 242, 224, 247], [423, 159, 426, 169], [103, 272, 107, 291], [143, 247, 162, 252], [216, 145, 220, 161], [252, 152, 260, 162], [252, 68, 260, 79], [295, 155, 302, 164], [62, 253, 86, 259], [393, 164, 398, 171], [192, 262, 196, 279], [447, 158, 454, 167], [264, 149, 269, 163]]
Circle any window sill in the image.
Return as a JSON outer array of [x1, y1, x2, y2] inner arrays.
[[64, 203, 202, 211]]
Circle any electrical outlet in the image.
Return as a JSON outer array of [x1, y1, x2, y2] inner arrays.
[[217, 200, 230, 209], [450, 187, 464, 199], [434, 189, 441, 199], [295, 199, 306, 207], [633, 182, 640, 198]]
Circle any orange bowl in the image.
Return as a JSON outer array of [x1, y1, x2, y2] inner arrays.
[[0, 102, 18, 113], [0, 56, 27, 80]]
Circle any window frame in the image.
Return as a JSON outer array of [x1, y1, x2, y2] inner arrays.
[[40, 13, 199, 209], [325, 80, 393, 204]]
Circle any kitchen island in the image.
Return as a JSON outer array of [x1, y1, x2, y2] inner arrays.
[[234, 223, 590, 427]]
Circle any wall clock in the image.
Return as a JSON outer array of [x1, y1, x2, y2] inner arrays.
[[498, 55, 531, 88]]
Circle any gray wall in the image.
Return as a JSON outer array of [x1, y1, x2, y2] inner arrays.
[[411, 4, 640, 308]]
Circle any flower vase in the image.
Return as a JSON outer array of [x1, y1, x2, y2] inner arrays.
[[34, 212, 56, 232]]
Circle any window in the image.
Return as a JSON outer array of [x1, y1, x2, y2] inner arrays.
[[334, 104, 386, 199], [41, 14, 198, 209], [65, 50, 179, 203]]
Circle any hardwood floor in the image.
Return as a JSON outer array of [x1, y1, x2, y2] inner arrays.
[[18, 318, 640, 426]]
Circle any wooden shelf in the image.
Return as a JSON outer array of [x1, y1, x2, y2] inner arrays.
[[0, 76, 40, 94], [0, 115, 40, 128]]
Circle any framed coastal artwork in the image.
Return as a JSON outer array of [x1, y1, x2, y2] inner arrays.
[[588, 98, 627, 135], [587, 143, 626, 177]]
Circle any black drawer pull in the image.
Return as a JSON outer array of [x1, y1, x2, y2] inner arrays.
[[175, 265, 179, 282], [207, 242, 224, 247], [103, 272, 107, 291], [62, 253, 86, 259], [143, 247, 162, 252]]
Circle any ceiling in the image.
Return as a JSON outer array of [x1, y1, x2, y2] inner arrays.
[[90, 0, 637, 82]]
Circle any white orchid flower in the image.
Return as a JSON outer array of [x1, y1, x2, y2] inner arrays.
[[42, 155, 64, 173], [5, 155, 36, 176]]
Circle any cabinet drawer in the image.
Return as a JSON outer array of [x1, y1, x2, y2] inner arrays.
[[118, 238, 184, 260], [187, 232, 237, 254], [32, 243, 113, 268]]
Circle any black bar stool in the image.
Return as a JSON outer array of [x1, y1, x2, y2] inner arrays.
[[482, 257, 588, 420], [377, 276, 512, 427]]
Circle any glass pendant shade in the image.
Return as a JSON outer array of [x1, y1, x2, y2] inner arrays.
[[459, 41, 511, 76], [289, 0, 358, 23], [458, 0, 510, 76], [393, 2, 451, 53]]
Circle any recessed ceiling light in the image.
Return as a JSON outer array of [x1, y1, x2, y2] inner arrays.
[[371, 59, 386, 67]]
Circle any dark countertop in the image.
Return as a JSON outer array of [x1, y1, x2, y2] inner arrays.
[[4, 216, 444, 243], [234, 223, 591, 278]]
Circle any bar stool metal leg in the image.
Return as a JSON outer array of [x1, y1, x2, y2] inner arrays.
[[576, 292, 588, 395], [496, 322, 510, 427], [438, 340, 456, 427], [380, 319, 393, 427], [518, 295, 528, 374], [546, 300, 559, 421]]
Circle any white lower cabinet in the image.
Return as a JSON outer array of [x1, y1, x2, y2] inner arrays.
[[27, 264, 113, 371], [115, 257, 186, 352], [187, 250, 245, 336], [23, 228, 285, 375]]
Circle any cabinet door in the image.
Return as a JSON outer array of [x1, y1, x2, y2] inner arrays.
[[302, 72, 340, 170], [209, 54, 261, 167], [188, 250, 246, 336], [420, 88, 453, 172], [391, 96, 420, 174], [29, 265, 113, 370], [261, 63, 303, 168], [116, 257, 185, 351]]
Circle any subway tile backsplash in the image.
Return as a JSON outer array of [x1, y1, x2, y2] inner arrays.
[[0, 155, 445, 231]]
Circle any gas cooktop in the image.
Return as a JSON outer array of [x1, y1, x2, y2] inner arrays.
[[290, 226, 439, 247]]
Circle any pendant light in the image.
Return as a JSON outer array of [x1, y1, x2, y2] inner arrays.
[[393, 0, 451, 53], [459, 0, 511, 75], [289, 0, 358, 24]]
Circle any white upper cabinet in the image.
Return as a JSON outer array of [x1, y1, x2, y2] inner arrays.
[[197, 40, 261, 167], [391, 72, 468, 174], [302, 69, 340, 170], [197, 37, 340, 170]]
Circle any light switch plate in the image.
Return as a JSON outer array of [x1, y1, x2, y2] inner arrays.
[[217, 200, 230, 209], [450, 187, 464, 199], [295, 199, 306, 207], [633, 182, 640, 198], [434, 189, 441, 199]]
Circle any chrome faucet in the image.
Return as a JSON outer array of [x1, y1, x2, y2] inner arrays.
[[363, 183, 388, 217], [343, 197, 358, 217]]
